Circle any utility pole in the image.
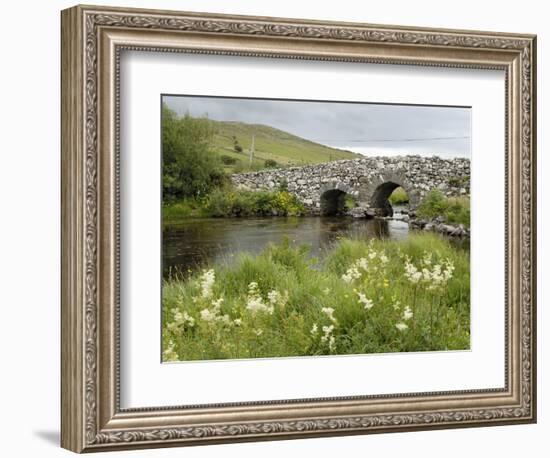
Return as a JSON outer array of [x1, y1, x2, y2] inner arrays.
[[249, 134, 255, 166]]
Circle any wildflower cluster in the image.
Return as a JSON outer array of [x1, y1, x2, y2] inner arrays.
[[199, 297, 231, 326], [357, 292, 374, 310], [404, 252, 455, 290], [166, 308, 195, 333], [321, 324, 336, 351], [321, 307, 337, 324], [200, 269, 216, 298], [341, 248, 389, 283], [245, 282, 286, 315], [395, 306, 414, 332], [162, 234, 469, 361], [162, 340, 178, 361]]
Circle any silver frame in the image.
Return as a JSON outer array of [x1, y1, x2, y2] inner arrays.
[[61, 4, 536, 453]]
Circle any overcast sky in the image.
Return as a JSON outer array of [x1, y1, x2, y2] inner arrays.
[[163, 95, 471, 158]]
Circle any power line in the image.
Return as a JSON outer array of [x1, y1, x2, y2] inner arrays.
[[315, 136, 470, 143]]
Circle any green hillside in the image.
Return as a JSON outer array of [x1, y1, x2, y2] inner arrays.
[[208, 120, 360, 173]]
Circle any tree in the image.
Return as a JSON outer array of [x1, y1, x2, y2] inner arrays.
[[162, 104, 225, 200]]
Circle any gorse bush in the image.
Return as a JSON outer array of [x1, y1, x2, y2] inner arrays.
[[162, 233, 470, 361], [417, 189, 470, 227]]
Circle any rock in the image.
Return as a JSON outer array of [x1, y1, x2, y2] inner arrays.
[[346, 207, 368, 218], [440, 224, 456, 234]]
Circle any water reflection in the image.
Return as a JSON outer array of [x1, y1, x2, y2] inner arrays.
[[163, 216, 409, 279]]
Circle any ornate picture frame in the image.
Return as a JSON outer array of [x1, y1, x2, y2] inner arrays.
[[61, 4, 536, 453]]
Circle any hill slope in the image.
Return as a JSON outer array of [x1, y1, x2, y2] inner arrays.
[[209, 120, 360, 172]]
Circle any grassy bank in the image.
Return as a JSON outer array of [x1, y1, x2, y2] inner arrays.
[[416, 190, 470, 227], [389, 186, 409, 205], [163, 188, 306, 224], [162, 233, 470, 361]]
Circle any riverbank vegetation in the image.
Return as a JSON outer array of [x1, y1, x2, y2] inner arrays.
[[162, 233, 470, 361], [163, 188, 306, 224], [416, 190, 470, 227], [389, 186, 409, 205]]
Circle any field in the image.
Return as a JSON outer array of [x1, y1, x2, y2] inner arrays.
[[162, 233, 470, 361], [209, 120, 360, 172]]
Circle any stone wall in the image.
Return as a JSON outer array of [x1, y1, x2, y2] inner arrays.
[[231, 156, 470, 216]]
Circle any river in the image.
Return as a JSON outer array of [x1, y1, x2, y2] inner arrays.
[[163, 212, 412, 279]]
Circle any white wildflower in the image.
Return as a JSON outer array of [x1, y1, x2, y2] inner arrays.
[[246, 296, 273, 315], [321, 307, 337, 324], [166, 322, 179, 333], [162, 340, 178, 362], [218, 314, 231, 325], [395, 322, 409, 332], [200, 269, 216, 298], [402, 306, 413, 321], [200, 308, 216, 322], [356, 257, 369, 271], [321, 324, 335, 343], [211, 297, 224, 312], [184, 311, 195, 327], [233, 318, 242, 326], [404, 260, 422, 284], [253, 328, 263, 337], [342, 266, 361, 283], [357, 292, 374, 310], [443, 260, 455, 281], [248, 282, 259, 294], [379, 253, 389, 265], [310, 323, 318, 336], [245, 283, 274, 315], [368, 251, 377, 260], [267, 290, 280, 305], [320, 325, 336, 351], [173, 310, 195, 327]]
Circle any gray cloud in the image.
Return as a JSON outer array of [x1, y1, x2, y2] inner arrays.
[[163, 95, 471, 158]]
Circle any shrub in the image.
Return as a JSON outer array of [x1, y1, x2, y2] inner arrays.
[[417, 189, 470, 227], [220, 155, 238, 165], [264, 159, 278, 168], [162, 105, 226, 200], [389, 187, 409, 205], [202, 188, 306, 217]]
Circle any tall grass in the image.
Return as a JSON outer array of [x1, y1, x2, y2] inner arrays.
[[162, 233, 470, 361]]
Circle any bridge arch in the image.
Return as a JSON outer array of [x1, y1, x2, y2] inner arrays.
[[363, 171, 420, 217], [319, 182, 357, 216]]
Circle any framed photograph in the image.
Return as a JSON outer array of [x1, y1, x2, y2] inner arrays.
[[61, 4, 537, 453]]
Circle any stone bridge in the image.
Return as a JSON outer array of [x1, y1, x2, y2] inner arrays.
[[231, 156, 470, 216]]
